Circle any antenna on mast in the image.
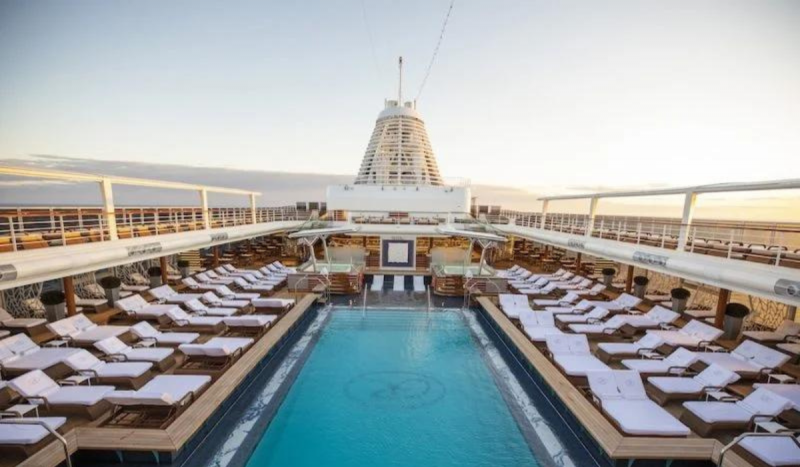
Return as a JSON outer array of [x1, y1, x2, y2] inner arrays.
[[398, 56, 403, 104]]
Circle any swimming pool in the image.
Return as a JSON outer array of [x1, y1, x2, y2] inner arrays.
[[197, 308, 594, 467]]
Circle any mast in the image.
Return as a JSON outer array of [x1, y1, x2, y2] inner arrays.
[[397, 56, 403, 184]]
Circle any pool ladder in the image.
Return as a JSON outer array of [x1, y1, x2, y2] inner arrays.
[[361, 286, 367, 317]]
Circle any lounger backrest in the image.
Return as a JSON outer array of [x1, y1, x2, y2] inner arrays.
[[499, 294, 516, 309], [561, 272, 574, 281], [131, 322, 159, 339], [182, 277, 199, 288], [105, 390, 176, 407], [776, 319, 800, 338], [224, 264, 235, 272], [588, 307, 610, 320], [562, 292, 579, 303], [519, 311, 538, 328], [167, 307, 191, 321], [636, 333, 664, 349], [590, 284, 606, 293], [615, 293, 642, 309], [537, 311, 556, 327], [202, 291, 221, 304], [738, 388, 793, 416], [116, 295, 146, 312], [10, 370, 59, 398], [545, 335, 573, 356], [576, 278, 592, 288], [587, 371, 622, 400], [206, 270, 220, 279], [614, 371, 648, 400], [214, 267, 228, 275], [95, 336, 130, 355], [218, 285, 235, 296], [647, 306, 679, 324], [734, 339, 764, 361], [553, 268, 566, 277], [534, 277, 548, 287], [47, 319, 80, 338], [695, 364, 740, 388], [64, 350, 104, 371], [665, 348, 697, 367], [540, 283, 557, 294], [149, 285, 177, 301], [603, 315, 628, 330], [233, 277, 249, 288], [753, 344, 791, 369], [566, 334, 591, 355], [1, 334, 38, 355], [0, 343, 16, 362], [575, 300, 593, 311], [682, 320, 723, 341], [196, 272, 211, 282], [71, 314, 96, 332], [185, 299, 208, 313]]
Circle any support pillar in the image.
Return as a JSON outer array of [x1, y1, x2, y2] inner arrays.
[[677, 192, 697, 251], [715, 288, 731, 329], [540, 200, 549, 229], [249, 194, 257, 224], [200, 189, 210, 229], [625, 265, 634, 293], [159, 257, 169, 285], [63, 276, 77, 316], [585, 197, 598, 237], [212, 246, 220, 267], [575, 252, 582, 272], [99, 179, 118, 240], [787, 305, 797, 322]]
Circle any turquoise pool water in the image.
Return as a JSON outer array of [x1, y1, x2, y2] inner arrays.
[[245, 310, 540, 467]]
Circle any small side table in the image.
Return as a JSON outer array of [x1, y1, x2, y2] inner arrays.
[[1, 404, 40, 418], [43, 339, 70, 348], [705, 391, 738, 402], [767, 373, 795, 384], [755, 420, 788, 433]]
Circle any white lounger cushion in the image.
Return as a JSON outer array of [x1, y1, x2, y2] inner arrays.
[[223, 315, 276, 327], [697, 340, 790, 373], [648, 364, 739, 395], [554, 355, 609, 376], [523, 326, 563, 342], [10, 370, 114, 405], [683, 388, 793, 423], [105, 375, 211, 407], [753, 384, 800, 411], [622, 348, 698, 374], [0, 348, 82, 371], [601, 399, 690, 436], [252, 298, 294, 308], [131, 322, 199, 345], [556, 307, 609, 324], [533, 292, 579, 307], [64, 350, 152, 378], [95, 337, 174, 363], [166, 308, 224, 326], [185, 299, 237, 317], [202, 292, 251, 308], [646, 320, 723, 347], [0, 417, 67, 445], [597, 333, 664, 356], [179, 337, 253, 357], [738, 434, 800, 466]]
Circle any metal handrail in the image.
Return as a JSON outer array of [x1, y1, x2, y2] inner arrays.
[[718, 431, 799, 466], [0, 418, 72, 467]]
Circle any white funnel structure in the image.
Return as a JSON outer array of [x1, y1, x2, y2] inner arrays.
[[354, 99, 443, 186]]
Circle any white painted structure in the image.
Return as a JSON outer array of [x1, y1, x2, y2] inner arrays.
[[326, 184, 471, 214]]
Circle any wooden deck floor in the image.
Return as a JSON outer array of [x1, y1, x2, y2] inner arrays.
[[12, 293, 318, 467], [476, 297, 755, 467]]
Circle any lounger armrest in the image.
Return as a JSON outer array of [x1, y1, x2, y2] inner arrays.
[[601, 327, 617, 335], [635, 347, 659, 357], [748, 414, 777, 430], [194, 309, 207, 316], [76, 369, 99, 380], [107, 353, 129, 362], [757, 367, 774, 380], [785, 335, 800, 344], [24, 396, 49, 409], [172, 318, 190, 326], [178, 390, 197, 408], [135, 337, 158, 346], [697, 340, 714, 349], [587, 318, 603, 324]]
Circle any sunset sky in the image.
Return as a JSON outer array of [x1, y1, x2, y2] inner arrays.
[[0, 0, 798, 218]]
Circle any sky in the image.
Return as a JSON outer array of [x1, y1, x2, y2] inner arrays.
[[0, 0, 799, 217]]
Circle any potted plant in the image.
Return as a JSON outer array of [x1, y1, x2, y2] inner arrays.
[[670, 288, 691, 312], [147, 266, 163, 288], [632, 275, 649, 299], [40, 290, 66, 322], [99, 276, 122, 306], [723, 303, 750, 340], [601, 268, 616, 287], [177, 260, 191, 278]]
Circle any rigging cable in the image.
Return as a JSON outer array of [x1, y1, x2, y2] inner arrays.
[[416, 0, 456, 101], [360, 0, 383, 83]]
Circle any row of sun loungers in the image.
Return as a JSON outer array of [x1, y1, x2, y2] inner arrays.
[[0, 261, 298, 457], [494, 263, 800, 465], [369, 275, 426, 292]]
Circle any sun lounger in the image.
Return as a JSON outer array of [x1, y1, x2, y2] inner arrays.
[[201, 291, 251, 309], [684, 309, 715, 320], [0, 417, 68, 456], [230, 276, 274, 294], [695, 339, 790, 379], [251, 297, 294, 313], [149, 285, 203, 304], [545, 299, 594, 315], [587, 370, 690, 436], [177, 337, 253, 377], [568, 312, 667, 337], [195, 271, 235, 285], [586, 293, 642, 312], [646, 320, 724, 350], [545, 334, 609, 384], [556, 306, 609, 326], [647, 364, 740, 406], [63, 349, 153, 389], [162, 308, 227, 333], [116, 294, 181, 321], [9, 370, 114, 420], [223, 263, 266, 278], [573, 283, 607, 296], [556, 278, 593, 291], [130, 321, 199, 347], [735, 433, 800, 467], [270, 261, 296, 273], [596, 333, 664, 363], [743, 319, 800, 344], [47, 314, 130, 347], [0, 334, 82, 379], [182, 277, 228, 294], [681, 387, 793, 436], [518, 283, 558, 296], [215, 266, 264, 280], [753, 384, 800, 415], [621, 347, 698, 377], [520, 311, 563, 342], [371, 275, 384, 291], [413, 276, 426, 292], [103, 374, 212, 428], [184, 298, 238, 317], [393, 275, 406, 292], [534, 292, 579, 307], [95, 336, 176, 372], [498, 294, 533, 319], [0, 307, 48, 335], [74, 294, 107, 312]]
